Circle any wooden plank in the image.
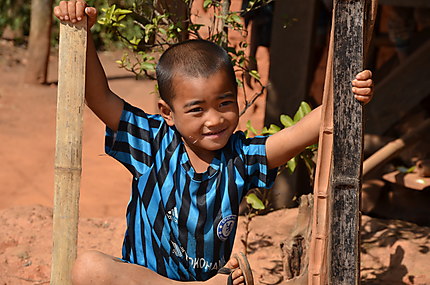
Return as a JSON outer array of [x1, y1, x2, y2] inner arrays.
[[330, 0, 367, 284], [365, 39, 430, 134], [50, 19, 87, 285]]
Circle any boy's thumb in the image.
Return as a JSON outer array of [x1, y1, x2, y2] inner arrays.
[[85, 7, 97, 18]]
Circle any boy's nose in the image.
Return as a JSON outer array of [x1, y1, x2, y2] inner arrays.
[[205, 110, 224, 127]]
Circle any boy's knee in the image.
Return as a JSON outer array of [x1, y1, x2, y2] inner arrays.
[[71, 250, 111, 285]]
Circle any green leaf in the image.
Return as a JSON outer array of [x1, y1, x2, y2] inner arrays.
[[115, 9, 132, 15], [230, 14, 242, 25], [246, 120, 258, 136], [261, 124, 280, 135], [293, 101, 312, 122], [226, 46, 237, 54], [287, 157, 297, 174], [246, 193, 265, 210], [249, 70, 260, 80], [236, 78, 243, 88], [268, 124, 281, 133], [398, 165, 415, 173], [130, 36, 141, 46], [203, 0, 212, 8], [280, 114, 294, 128], [141, 62, 155, 71]]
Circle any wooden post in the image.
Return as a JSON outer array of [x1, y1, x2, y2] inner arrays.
[[51, 19, 87, 285], [329, 0, 367, 284]]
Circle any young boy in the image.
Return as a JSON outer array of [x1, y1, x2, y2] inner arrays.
[[54, 1, 373, 285]]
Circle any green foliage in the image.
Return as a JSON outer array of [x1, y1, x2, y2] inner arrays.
[[397, 165, 415, 174], [95, 0, 269, 84], [245, 102, 318, 211], [246, 193, 265, 210], [0, 0, 31, 40], [98, 5, 133, 28]]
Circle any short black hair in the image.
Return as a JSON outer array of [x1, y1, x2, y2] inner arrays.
[[156, 39, 236, 107]]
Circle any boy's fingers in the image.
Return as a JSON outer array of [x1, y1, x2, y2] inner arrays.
[[355, 94, 372, 104], [76, 0, 87, 21], [232, 269, 243, 279], [356, 69, 372, 80], [58, 1, 69, 20], [85, 7, 97, 18], [53, 6, 63, 20], [233, 275, 245, 285], [67, 1, 77, 23], [352, 87, 372, 96], [352, 78, 373, 88], [85, 7, 98, 28]]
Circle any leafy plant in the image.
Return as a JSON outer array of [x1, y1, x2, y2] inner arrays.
[[244, 101, 318, 213], [95, 0, 273, 106], [0, 0, 31, 40]]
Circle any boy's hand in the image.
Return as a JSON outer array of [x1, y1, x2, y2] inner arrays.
[[352, 70, 373, 105], [54, 0, 97, 28]]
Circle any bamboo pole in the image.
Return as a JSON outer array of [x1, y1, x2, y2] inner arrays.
[[51, 18, 87, 285], [308, 10, 335, 285]]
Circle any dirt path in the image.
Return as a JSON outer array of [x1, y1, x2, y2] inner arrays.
[[0, 42, 159, 218]]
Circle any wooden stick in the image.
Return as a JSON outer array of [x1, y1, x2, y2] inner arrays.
[[329, 1, 368, 283], [363, 118, 430, 176], [51, 19, 87, 285]]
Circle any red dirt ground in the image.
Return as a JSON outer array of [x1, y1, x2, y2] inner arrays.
[[1, 41, 429, 285]]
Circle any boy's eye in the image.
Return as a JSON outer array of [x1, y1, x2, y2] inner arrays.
[[187, 107, 203, 113], [220, 101, 234, 107]]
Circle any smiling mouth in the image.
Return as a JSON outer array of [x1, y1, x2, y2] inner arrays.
[[203, 128, 227, 136]]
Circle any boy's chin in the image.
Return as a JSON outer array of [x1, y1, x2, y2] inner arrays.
[[197, 140, 229, 152]]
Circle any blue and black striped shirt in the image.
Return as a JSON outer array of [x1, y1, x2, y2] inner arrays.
[[105, 102, 277, 281]]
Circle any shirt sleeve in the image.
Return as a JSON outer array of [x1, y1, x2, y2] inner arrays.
[[233, 131, 278, 190], [105, 101, 162, 177]]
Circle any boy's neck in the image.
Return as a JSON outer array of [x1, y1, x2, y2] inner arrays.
[[183, 142, 216, 173]]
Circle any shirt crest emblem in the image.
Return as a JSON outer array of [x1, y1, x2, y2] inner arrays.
[[217, 215, 237, 241]]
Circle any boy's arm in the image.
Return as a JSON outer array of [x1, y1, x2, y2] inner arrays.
[[85, 31, 124, 131], [54, 1, 123, 131], [266, 70, 373, 170], [266, 106, 321, 170]]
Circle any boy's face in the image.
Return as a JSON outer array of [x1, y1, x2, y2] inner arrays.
[[159, 69, 239, 155]]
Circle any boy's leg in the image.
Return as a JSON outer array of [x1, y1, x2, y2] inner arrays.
[[71, 250, 247, 285]]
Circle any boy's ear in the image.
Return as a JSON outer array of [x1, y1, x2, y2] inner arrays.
[[158, 99, 175, 127]]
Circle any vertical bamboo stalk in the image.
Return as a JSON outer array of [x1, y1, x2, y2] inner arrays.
[[51, 19, 87, 285], [308, 8, 335, 285]]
